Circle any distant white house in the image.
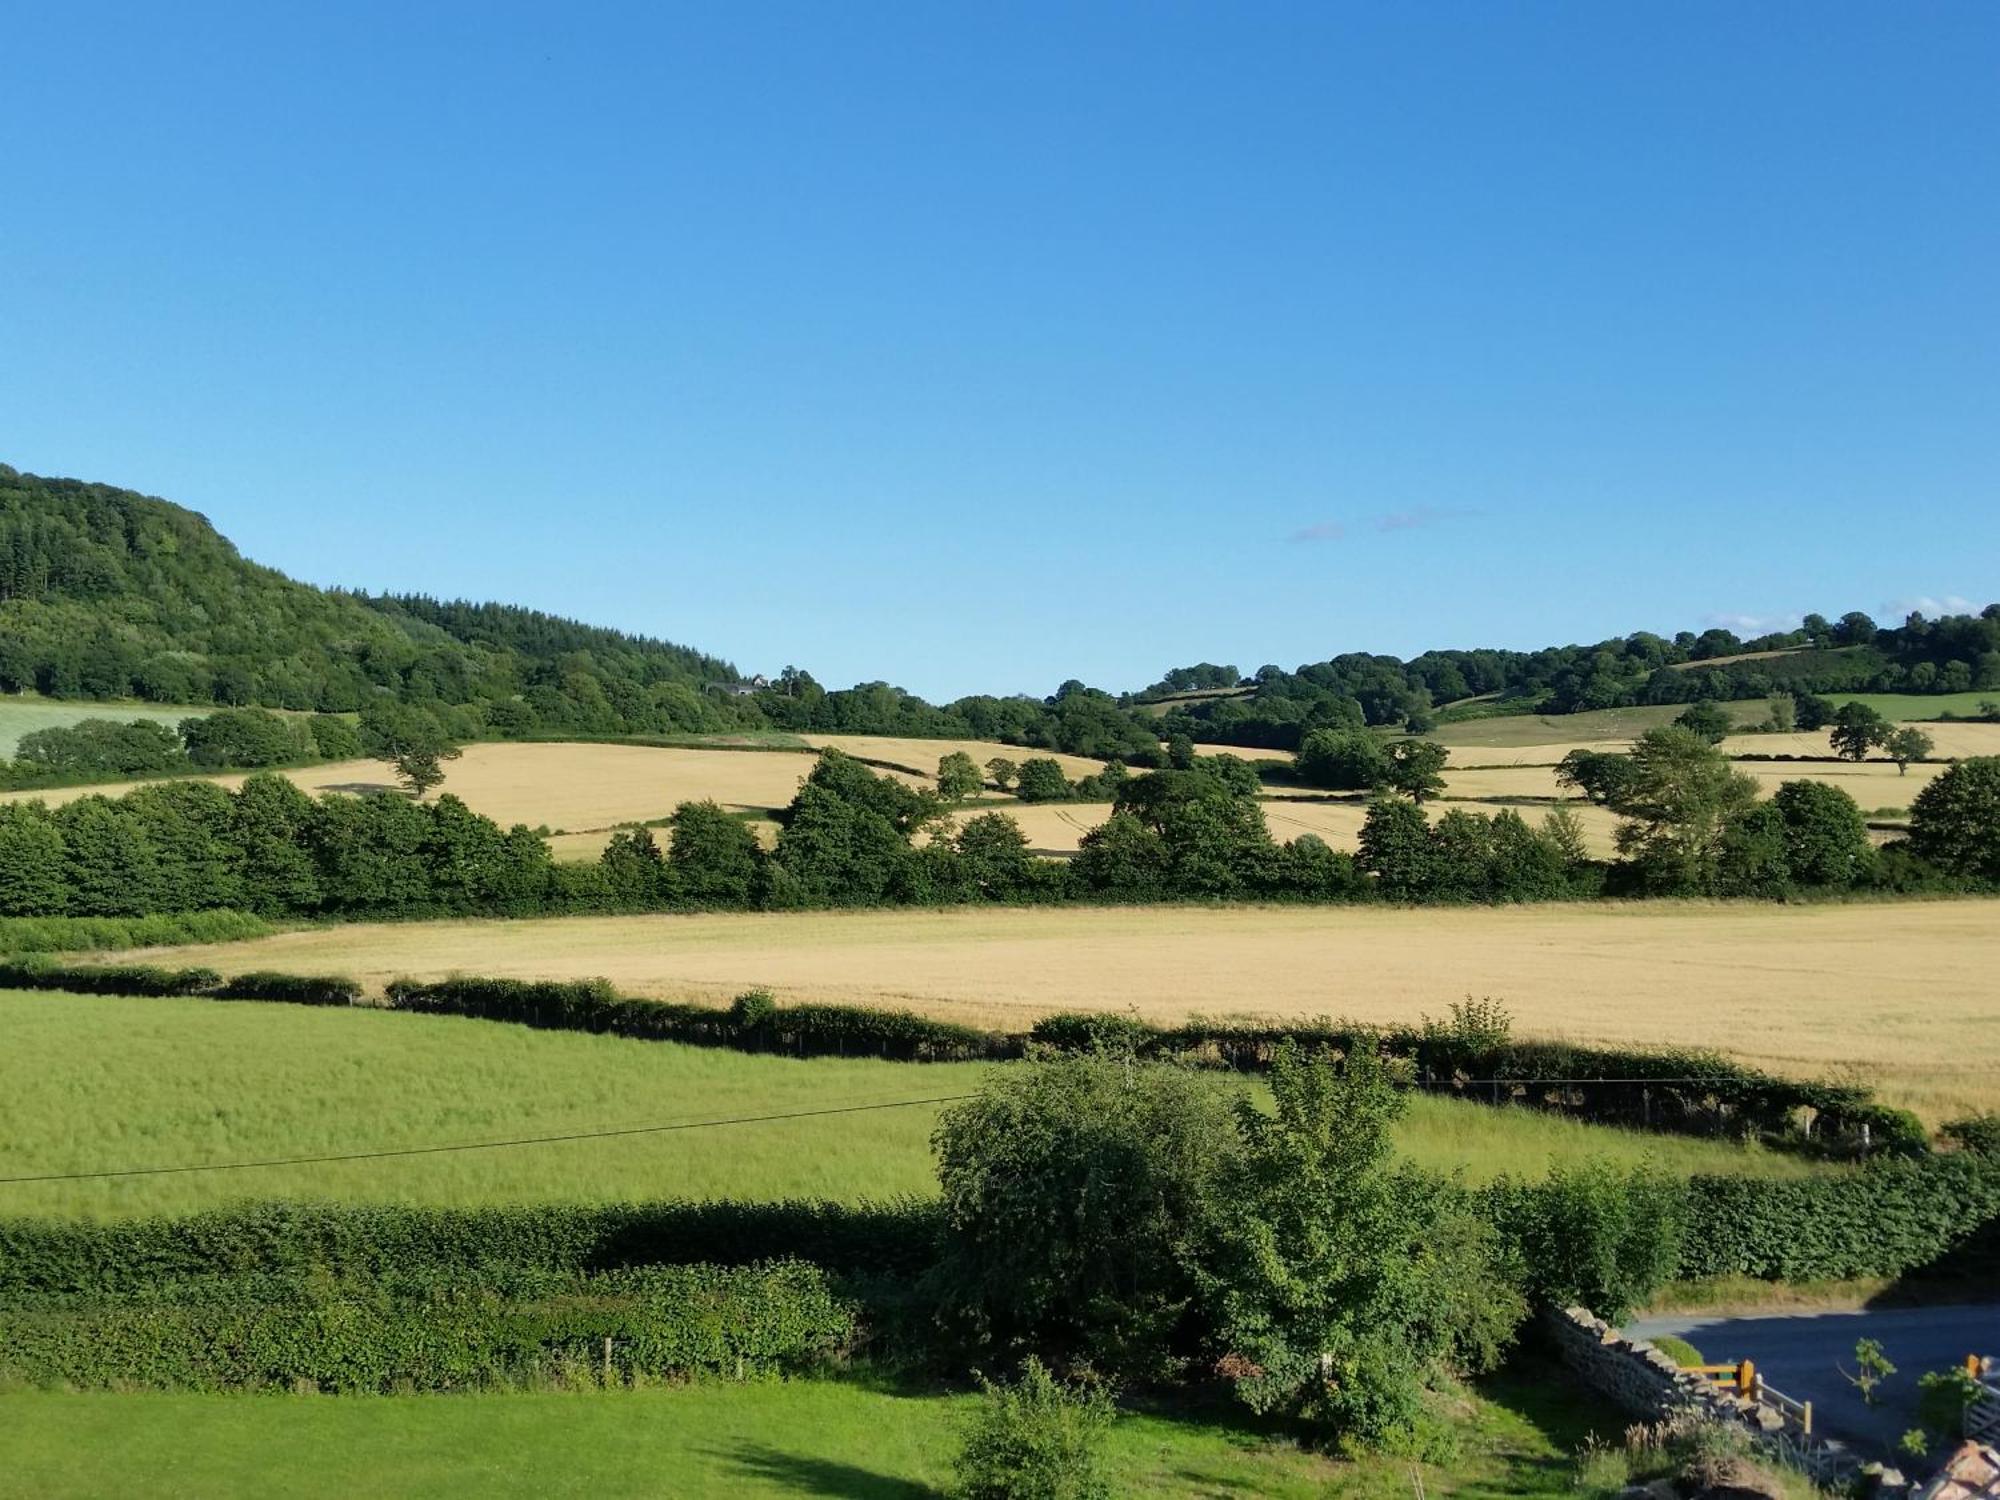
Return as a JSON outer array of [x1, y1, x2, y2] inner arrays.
[[718, 674, 770, 697]]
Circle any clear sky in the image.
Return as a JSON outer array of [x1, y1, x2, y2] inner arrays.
[[3, 3, 1995, 700]]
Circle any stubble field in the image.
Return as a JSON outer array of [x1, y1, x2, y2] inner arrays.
[[128, 899, 2000, 1121]]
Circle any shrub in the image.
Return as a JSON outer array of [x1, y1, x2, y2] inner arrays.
[[1943, 1113, 2000, 1155], [1492, 1162, 1685, 1320], [930, 1055, 1242, 1381], [951, 1357, 1114, 1500], [212, 971, 362, 1006]]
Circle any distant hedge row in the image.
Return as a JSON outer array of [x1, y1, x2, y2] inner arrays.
[[383, 976, 1012, 1063], [1027, 1012, 1929, 1155], [0, 910, 273, 954], [0, 1259, 854, 1393]]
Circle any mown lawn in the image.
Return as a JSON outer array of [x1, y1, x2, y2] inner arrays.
[[0, 1369, 1616, 1499], [0, 991, 1831, 1220]]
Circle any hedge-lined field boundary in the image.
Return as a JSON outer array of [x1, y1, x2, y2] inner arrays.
[[0, 910, 275, 954], [2, 1148, 1991, 1315], [0, 1259, 855, 1393], [2, 961, 1927, 1153]]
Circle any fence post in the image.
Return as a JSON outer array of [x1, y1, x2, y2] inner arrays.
[[603, 1335, 612, 1386], [1738, 1358, 1756, 1398]]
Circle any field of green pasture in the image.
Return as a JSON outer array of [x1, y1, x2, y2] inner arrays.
[[1428, 701, 1770, 748], [0, 1368, 1623, 1500], [1822, 690, 1999, 721], [0, 695, 200, 757], [0, 990, 1829, 1220]]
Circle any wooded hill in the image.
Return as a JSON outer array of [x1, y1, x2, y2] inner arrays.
[[5, 462, 1996, 755]]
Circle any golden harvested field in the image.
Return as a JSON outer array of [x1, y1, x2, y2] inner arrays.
[[1437, 753, 1943, 810], [1723, 723, 2000, 760], [941, 802, 1118, 854], [132, 899, 2000, 1121], [938, 798, 1623, 857], [0, 743, 925, 831], [1734, 760, 1944, 808], [800, 734, 1110, 781], [1439, 741, 1633, 768], [546, 820, 782, 863]]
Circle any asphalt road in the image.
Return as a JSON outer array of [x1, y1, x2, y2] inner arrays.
[[1625, 1304, 2000, 1459]]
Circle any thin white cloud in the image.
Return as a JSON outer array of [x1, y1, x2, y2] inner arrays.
[[1883, 594, 1974, 618], [1374, 505, 1476, 533], [1287, 521, 1346, 544], [1701, 610, 1799, 634], [1287, 507, 1478, 544]]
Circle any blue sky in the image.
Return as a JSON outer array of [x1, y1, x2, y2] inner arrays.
[[3, 3, 1995, 700]]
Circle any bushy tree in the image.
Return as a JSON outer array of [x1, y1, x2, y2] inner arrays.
[[1907, 757, 2000, 881], [1113, 771, 1275, 896], [180, 707, 308, 769], [600, 825, 670, 905], [1497, 1162, 1685, 1320], [357, 701, 462, 798], [1555, 749, 1640, 807], [1294, 729, 1388, 791], [938, 751, 985, 802], [1357, 797, 1433, 899], [1769, 780, 1874, 887], [0, 802, 67, 914], [231, 773, 324, 914], [9, 719, 184, 781], [950, 1357, 1114, 1500], [1793, 692, 1834, 731], [1014, 758, 1075, 804], [1883, 725, 1933, 774], [1608, 728, 1761, 892], [1071, 812, 1170, 898], [308, 714, 363, 759], [931, 1055, 1241, 1381], [772, 781, 913, 904], [1672, 701, 1732, 744], [54, 796, 161, 916], [125, 780, 244, 910], [957, 812, 1036, 899], [1203, 1042, 1524, 1454], [1829, 702, 1889, 762], [985, 757, 1019, 793], [666, 799, 764, 905]]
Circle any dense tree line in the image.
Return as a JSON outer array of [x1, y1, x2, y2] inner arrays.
[[1150, 608, 2000, 748], [0, 708, 355, 789], [5, 741, 1995, 921]]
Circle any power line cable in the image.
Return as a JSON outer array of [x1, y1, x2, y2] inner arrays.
[[0, 1093, 975, 1187]]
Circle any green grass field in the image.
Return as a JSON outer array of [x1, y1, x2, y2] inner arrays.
[[0, 1369, 1616, 1500], [0, 991, 1829, 1220], [1428, 702, 1770, 748], [1823, 690, 1999, 721], [0, 694, 203, 757]]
